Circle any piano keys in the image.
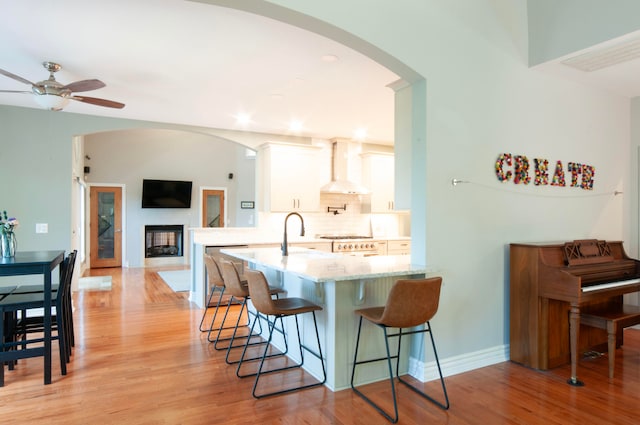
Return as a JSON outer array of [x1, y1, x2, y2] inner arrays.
[[509, 240, 640, 385]]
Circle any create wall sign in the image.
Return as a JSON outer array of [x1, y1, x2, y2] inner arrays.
[[495, 153, 595, 190]]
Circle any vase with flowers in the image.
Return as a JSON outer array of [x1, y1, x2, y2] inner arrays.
[[1, 210, 18, 258]]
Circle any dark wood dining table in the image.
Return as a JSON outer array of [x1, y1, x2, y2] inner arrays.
[[0, 250, 65, 385]]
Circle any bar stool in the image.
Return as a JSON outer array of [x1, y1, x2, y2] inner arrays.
[[217, 260, 286, 365], [351, 277, 449, 423], [199, 254, 226, 332], [242, 268, 326, 398], [201, 254, 249, 342]]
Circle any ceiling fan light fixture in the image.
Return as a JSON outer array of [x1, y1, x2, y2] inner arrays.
[[34, 93, 70, 111]]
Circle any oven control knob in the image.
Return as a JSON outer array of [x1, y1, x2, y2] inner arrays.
[[348, 244, 353, 249], [337, 244, 342, 250]]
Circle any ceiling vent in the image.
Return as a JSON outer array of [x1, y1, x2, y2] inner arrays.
[[561, 36, 640, 72]]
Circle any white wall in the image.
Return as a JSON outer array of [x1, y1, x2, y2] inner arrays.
[[84, 128, 256, 267], [0, 0, 636, 374], [0, 104, 313, 256], [260, 0, 632, 361]]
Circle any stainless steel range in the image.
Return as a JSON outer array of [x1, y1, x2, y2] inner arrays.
[[318, 235, 386, 256]]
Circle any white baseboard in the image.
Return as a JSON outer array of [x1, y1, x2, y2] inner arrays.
[[409, 344, 510, 381]]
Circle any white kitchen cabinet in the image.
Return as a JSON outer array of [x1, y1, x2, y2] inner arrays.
[[257, 142, 322, 212], [387, 239, 411, 255], [361, 152, 397, 212]]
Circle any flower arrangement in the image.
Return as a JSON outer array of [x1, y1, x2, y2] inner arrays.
[[1, 210, 19, 235]]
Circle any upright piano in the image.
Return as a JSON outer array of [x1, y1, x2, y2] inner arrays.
[[509, 240, 640, 385]]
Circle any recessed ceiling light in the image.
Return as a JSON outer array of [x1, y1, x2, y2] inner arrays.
[[353, 128, 367, 141], [289, 120, 304, 133], [234, 113, 252, 126], [321, 54, 339, 62]]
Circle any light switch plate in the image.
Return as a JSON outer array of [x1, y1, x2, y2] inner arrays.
[[36, 223, 48, 233]]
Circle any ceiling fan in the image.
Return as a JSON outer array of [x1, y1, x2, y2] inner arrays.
[[0, 61, 125, 111]]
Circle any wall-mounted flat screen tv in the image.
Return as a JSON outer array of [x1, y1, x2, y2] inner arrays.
[[141, 179, 193, 208]]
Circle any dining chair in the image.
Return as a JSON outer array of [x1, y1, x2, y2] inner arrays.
[[241, 268, 326, 398], [15, 250, 77, 364], [0, 250, 76, 385], [350, 277, 449, 423]]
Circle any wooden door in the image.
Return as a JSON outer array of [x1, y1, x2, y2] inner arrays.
[[202, 189, 225, 227], [90, 186, 122, 268]]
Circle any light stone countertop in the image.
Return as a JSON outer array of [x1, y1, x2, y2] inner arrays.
[[220, 246, 431, 282]]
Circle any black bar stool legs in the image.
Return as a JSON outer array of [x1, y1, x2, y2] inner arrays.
[[217, 260, 287, 366], [351, 320, 450, 423], [199, 282, 224, 332], [397, 323, 449, 410], [247, 304, 326, 398], [232, 303, 287, 372]]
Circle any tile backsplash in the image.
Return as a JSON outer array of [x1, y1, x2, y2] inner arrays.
[[257, 193, 408, 237]]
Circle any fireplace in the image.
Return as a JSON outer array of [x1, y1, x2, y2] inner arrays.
[[145, 225, 184, 258]]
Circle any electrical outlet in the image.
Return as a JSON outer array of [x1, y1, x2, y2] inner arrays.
[[36, 223, 48, 233]]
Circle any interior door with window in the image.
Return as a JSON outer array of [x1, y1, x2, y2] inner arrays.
[[202, 189, 225, 227], [90, 186, 122, 268]]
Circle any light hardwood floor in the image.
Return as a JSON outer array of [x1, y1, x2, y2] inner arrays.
[[1, 266, 639, 424]]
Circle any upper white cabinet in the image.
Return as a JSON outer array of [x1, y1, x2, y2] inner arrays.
[[257, 142, 322, 212], [361, 152, 397, 212]]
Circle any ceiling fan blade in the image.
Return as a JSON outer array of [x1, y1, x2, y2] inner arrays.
[[71, 95, 125, 109], [63, 79, 106, 93], [0, 68, 34, 86], [0, 89, 32, 94]]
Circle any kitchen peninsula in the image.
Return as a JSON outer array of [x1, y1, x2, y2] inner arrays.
[[190, 228, 334, 308], [189, 228, 411, 308], [220, 246, 433, 391]]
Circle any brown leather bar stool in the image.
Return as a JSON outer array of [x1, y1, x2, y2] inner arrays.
[[218, 260, 286, 364], [199, 254, 226, 332], [351, 277, 449, 423], [242, 268, 326, 398], [201, 254, 249, 342]]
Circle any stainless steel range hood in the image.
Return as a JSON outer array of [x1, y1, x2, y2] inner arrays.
[[320, 140, 370, 194]]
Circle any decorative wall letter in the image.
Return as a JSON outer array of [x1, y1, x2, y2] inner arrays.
[[551, 161, 566, 187], [534, 158, 549, 186], [513, 155, 531, 185], [568, 162, 582, 187], [581, 165, 595, 190], [495, 153, 512, 182]]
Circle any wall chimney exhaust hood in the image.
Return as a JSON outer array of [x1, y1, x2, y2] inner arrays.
[[320, 140, 370, 194]]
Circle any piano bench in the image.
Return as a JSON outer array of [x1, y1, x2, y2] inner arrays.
[[580, 305, 640, 379]]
